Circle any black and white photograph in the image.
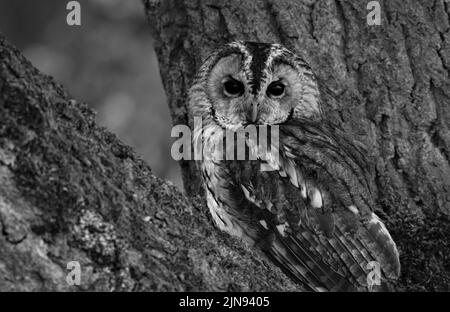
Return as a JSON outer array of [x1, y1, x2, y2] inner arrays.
[[0, 0, 449, 301]]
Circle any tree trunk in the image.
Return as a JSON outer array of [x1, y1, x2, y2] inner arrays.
[[0, 35, 298, 291], [145, 0, 450, 291]]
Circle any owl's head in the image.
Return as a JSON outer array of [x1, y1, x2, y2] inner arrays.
[[189, 41, 322, 130]]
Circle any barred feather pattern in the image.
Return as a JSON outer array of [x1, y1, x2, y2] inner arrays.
[[196, 120, 400, 292]]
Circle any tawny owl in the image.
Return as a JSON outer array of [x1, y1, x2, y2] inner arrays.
[[188, 41, 400, 291]]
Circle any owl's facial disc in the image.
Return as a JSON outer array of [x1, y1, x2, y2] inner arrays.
[[204, 46, 321, 130]]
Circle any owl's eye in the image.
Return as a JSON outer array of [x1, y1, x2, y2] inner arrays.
[[223, 78, 244, 97], [266, 81, 285, 97]]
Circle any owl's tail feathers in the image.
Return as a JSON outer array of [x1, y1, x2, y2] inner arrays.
[[257, 211, 400, 292], [260, 233, 357, 292], [311, 206, 401, 286]]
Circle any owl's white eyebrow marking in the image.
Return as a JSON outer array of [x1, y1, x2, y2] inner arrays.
[[265, 46, 286, 69], [226, 41, 253, 85]]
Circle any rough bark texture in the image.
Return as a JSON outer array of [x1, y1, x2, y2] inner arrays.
[[0, 35, 298, 291], [145, 0, 450, 291]]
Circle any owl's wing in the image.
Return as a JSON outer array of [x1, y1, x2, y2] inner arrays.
[[232, 120, 400, 291]]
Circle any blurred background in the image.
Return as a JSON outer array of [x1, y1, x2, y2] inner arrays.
[[0, 0, 183, 189]]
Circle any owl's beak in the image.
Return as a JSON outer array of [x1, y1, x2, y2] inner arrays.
[[249, 102, 258, 123]]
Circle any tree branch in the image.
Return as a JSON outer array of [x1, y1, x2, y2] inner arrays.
[[0, 35, 297, 291]]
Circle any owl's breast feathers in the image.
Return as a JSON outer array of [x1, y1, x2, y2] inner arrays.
[[200, 119, 400, 292]]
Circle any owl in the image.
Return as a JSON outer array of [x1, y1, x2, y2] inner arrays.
[[188, 41, 400, 291]]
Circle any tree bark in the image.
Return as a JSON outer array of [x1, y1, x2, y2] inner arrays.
[[0, 35, 298, 291], [145, 0, 450, 291]]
